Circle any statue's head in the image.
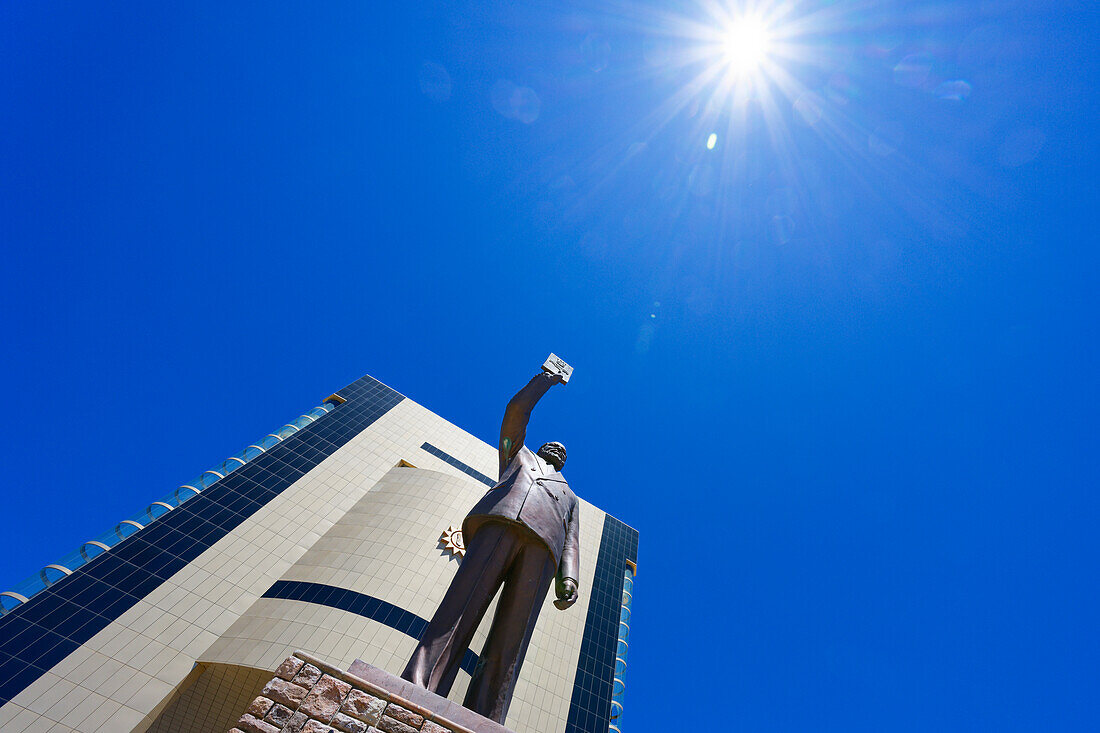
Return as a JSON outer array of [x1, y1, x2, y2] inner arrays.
[[537, 441, 567, 471]]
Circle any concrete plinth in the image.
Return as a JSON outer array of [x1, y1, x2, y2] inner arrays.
[[228, 652, 514, 733]]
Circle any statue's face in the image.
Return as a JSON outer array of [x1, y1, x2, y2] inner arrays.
[[537, 442, 567, 471]]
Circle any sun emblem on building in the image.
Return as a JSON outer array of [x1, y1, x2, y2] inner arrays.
[[439, 525, 465, 558]]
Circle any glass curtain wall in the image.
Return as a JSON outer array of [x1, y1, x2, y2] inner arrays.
[[0, 401, 337, 614], [610, 564, 634, 733]]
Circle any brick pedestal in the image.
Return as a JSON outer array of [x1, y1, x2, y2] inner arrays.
[[229, 652, 514, 733]]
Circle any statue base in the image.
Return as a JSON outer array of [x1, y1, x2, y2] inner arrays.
[[229, 651, 515, 733]]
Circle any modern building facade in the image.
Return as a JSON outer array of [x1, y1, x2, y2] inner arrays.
[[0, 375, 637, 733]]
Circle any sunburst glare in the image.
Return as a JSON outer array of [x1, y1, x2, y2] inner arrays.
[[722, 14, 772, 74], [564, 0, 963, 254]]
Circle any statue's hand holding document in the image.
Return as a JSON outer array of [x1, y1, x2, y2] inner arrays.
[[542, 353, 573, 384]]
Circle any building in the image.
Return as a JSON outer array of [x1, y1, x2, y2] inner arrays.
[[0, 375, 637, 733]]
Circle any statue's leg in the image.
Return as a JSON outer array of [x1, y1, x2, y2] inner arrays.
[[402, 522, 516, 695], [462, 528, 556, 724]]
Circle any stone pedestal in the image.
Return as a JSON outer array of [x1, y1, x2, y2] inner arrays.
[[229, 652, 514, 733]]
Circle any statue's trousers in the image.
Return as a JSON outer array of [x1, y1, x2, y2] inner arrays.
[[401, 521, 556, 724]]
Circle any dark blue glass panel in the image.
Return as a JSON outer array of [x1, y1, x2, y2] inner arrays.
[[0, 376, 404, 707], [419, 443, 496, 487], [565, 515, 639, 733]]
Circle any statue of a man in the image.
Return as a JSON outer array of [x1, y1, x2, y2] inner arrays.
[[402, 369, 580, 724]]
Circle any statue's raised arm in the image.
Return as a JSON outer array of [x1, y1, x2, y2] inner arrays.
[[498, 370, 562, 478]]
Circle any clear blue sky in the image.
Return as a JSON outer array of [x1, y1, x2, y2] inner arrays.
[[1, 1, 1096, 730]]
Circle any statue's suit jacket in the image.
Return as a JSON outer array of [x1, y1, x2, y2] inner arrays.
[[463, 446, 580, 586]]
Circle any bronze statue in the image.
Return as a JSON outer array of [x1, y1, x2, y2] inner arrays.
[[402, 364, 580, 724]]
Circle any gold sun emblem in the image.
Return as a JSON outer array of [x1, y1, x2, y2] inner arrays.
[[439, 525, 466, 558]]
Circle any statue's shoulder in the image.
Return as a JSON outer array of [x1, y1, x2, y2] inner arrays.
[[501, 444, 536, 476], [515, 444, 539, 464]]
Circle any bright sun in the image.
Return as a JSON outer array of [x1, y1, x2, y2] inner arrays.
[[722, 15, 771, 73]]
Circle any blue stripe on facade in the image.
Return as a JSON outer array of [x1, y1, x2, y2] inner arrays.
[[565, 516, 639, 733], [262, 580, 480, 676], [420, 443, 496, 487], [0, 375, 403, 707]]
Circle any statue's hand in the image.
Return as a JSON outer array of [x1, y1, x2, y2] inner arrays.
[[539, 369, 565, 386], [555, 579, 579, 609]]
